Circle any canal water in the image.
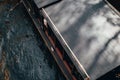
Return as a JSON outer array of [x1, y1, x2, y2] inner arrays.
[[0, 1, 65, 80]]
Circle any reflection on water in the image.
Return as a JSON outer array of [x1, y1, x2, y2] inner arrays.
[[0, 1, 65, 80]]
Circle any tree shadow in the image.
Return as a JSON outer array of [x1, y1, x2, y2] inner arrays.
[[61, 1, 105, 50], [87, 30, 120, 75]]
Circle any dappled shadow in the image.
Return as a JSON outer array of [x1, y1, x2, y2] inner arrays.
[[87, 30, 120, 75], [62, 1, 105, 49]]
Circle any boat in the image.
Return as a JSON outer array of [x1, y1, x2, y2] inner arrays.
[[21, 0, 90, 80]]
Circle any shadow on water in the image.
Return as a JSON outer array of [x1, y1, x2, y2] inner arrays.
[[62, 1, 105, 50], [87, 30, 120, 75]]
